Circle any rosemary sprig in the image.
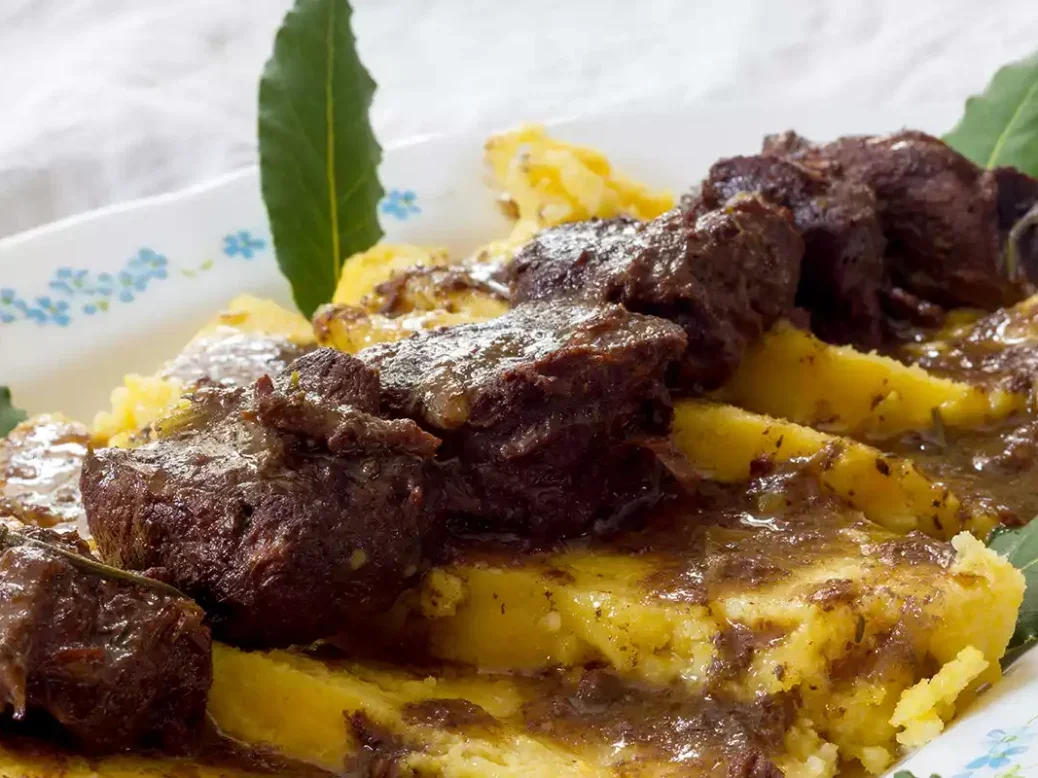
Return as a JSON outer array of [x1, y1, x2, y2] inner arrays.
[[0, 525, 188, 600]]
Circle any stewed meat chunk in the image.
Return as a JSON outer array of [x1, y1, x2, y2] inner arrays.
[[506, 197, 803, 391], [83, 349, 441, 648], [358, 301, 687, 539], [687, 154, 888, 348], [764, 129, 1038, 311], [0, 526, 210, 753]]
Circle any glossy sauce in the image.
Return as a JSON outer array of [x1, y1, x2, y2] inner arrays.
[[0, 415, 90, 537], [893, 303, 1038, 526], [882, 417, 1038, 527], [162, 327, 311, 388]]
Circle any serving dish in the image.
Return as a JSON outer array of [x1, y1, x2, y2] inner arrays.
[[1, 98, 1035, 778]]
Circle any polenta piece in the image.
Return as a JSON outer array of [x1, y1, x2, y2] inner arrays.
[[208, 645, 840, 778], [485, 124, 674, 225], [382, 484, 1022, 774], [319, 246, 510, 353], [716, 321, 1025, 438], [672, 400, 999, 539], [332, 243, 449, 306], [329, 221, 537, 313]]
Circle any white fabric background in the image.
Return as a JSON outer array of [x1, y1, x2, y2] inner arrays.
[[2, 0, 1037, 239]]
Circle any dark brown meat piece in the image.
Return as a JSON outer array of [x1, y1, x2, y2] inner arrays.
[[358, 301, 687, 539], [0, 526, 210, 753], [686, 154, 888, 348], [82, 349, 442, 648], [764, 129, 1038, 310], [507, 197, 804, 391]]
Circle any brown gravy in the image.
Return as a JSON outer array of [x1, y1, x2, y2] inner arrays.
[[882, 416, 1038, 527]]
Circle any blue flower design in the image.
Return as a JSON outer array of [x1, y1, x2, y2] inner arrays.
[[380, 189, 420, 220], [2, 230, 262, 327], [222, 231, 266, 259], [965, 728, 1033, 771], [127, 248, 169, 280], [0, 288, 28, 322], [49, 267, 90, 295], [30, 296, 71, 327]]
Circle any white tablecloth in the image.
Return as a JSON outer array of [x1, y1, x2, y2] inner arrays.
[[1, 0, 1036, 239]]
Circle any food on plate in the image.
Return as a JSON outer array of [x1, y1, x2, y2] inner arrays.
[[685, 152, 888, 349], [716, 322, 1025, 437], [0, 526, 210, 753], [0, 414, 90, 535], [508, 195, 804, 391], [764, 130, 1038, 311], [2, 2, 1038, 775], [358, 301, 686, 539], [84, 349, 439, 648], [484, 123, 675, 227]]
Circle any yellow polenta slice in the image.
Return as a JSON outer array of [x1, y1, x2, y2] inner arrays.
[[672, 399, 998, 539], [385, 517, 1021, 774], [332, 244, 450, 306], [207, 645, 839, 778], [716, 321, 1025, 437]]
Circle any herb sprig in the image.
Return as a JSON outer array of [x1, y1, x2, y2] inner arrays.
[[0, 525, 188, 600], [259, 0, 384, 318]]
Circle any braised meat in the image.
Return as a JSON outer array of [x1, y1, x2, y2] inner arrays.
[[358, 301, 687, 539], [764, 129, 1038, 311], [83, 349, 442, 648], [0, 526, 210, 753], [686, 155, 888, 348], [506, 197, 803, 391]]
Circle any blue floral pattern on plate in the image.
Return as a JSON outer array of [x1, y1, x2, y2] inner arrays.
[[946, 717, 1038, 778], [222, 230, 266, 259], [380, 189, 420, 220], [1, 236, 266, 327], [1, 184, 416, 328]]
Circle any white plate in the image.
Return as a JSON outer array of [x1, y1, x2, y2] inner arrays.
[[0, 98, 1034, 777]]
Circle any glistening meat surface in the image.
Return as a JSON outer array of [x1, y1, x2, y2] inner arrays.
[[0, 526, 211, 753], [506, 196, 804, 391], [358, 301, 688, 539], [83, 349, 441, 648]]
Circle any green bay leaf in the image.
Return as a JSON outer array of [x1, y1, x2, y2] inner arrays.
[[259, 0, 384, 318], [944, 52, 1038, 175], [0, 386, 26, 438], [988, 519, 1038, 665]]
